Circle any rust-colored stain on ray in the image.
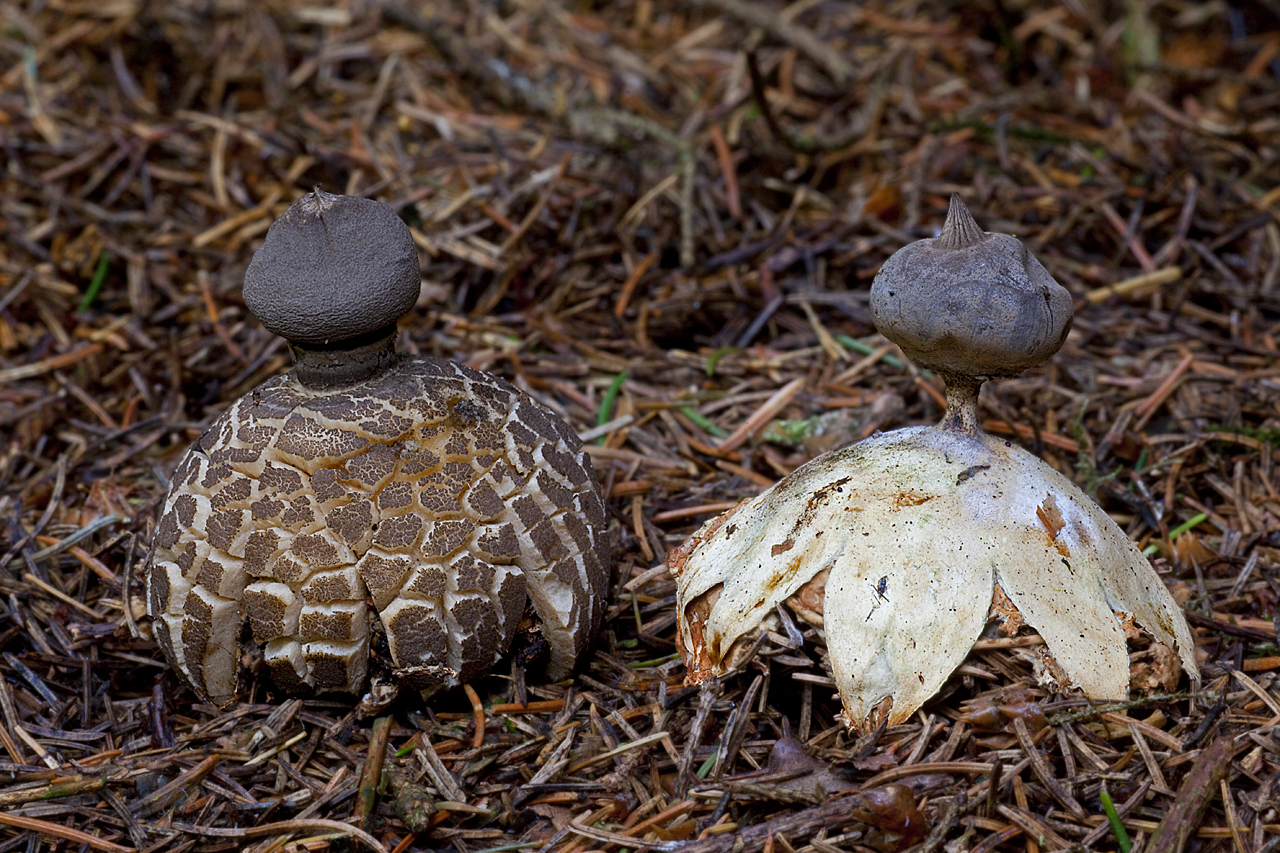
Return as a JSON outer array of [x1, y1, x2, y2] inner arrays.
[[1036, 494, 1070, 557], [892, 491, 935, 508]]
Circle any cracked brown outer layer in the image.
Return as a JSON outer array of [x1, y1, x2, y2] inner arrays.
[[147, 358, 608, 703]]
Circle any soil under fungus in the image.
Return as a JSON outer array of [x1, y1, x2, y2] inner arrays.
[[1, 2, 1279, 851]]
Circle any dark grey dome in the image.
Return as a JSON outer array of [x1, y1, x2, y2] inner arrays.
[[243, 190, 420, 345], [870, 194, 1073, 379]]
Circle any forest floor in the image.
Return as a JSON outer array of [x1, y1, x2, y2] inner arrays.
[[2, 1, 1280, 851]]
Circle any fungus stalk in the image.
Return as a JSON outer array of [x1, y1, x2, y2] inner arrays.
[[288, 328, 403, 390], [939, 374, 983, 437]]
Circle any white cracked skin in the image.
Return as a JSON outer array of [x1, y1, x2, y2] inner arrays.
[[147, 358, 608, 705]]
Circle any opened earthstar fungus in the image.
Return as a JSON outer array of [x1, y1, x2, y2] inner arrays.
[[668, 195, 1197, 730], [148, 189, 608, 704]]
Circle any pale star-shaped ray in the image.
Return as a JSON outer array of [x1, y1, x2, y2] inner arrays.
[[670, 425, 1197, 730]]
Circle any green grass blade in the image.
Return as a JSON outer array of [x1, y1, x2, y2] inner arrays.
[[596, 371, 628, 445], [679, 406, 728, 438], [1099, 788, 1131, 853], [77, 254, 109, 313]]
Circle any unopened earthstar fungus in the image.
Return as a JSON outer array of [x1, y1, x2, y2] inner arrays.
[[668, 195, 1197, 730], [148, 189, 609, 704]]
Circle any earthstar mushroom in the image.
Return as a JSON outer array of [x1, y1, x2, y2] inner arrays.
[[668, 195, 1197, 730], [148, 190, 609, 703]]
